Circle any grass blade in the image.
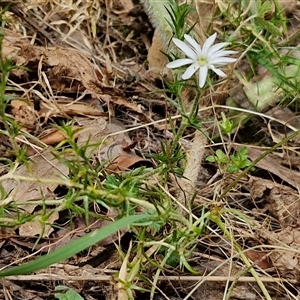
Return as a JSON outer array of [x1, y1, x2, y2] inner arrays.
[[0, 214, 148, 277]]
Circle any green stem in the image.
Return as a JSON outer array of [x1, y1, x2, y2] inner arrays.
[[170, 117, 188, 153], [171, 89, 201, 153]]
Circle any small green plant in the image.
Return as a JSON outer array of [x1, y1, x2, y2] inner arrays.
[[0, 17, 29, 162], [206, 146, 254, 174], [219, 112, 235, 135], [227, 0, 300, 109], [55, 286, 84, 300], [164, 0, 194, 40]]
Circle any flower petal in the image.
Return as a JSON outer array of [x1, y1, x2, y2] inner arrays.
[[209, 57, 237, 65], [210, 65, 227, 77], [206, 42, 229, 56], [208, 50, 237, 59], [182, 63, 199, 80], [199, 65, 208, 88], [166, 58, 194, 69], [172, 38, 198, 60], [202, 33, 217, 56], [184, 34, 201, 54]]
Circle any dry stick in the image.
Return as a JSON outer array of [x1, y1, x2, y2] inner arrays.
[[116, 241, 132, 300], [3, 274, 295, 284], [176, 130, 207, 213]]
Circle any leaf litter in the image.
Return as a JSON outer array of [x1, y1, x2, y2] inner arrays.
[[1, 0, 300, 299]]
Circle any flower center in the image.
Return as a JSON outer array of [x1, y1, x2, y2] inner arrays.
[[198, 57, 207, 66]]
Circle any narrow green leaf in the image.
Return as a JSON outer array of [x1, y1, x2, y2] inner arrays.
[[256, 18, 282, 37], [258, 0, 271, 17], [0, 214, 149, 277]]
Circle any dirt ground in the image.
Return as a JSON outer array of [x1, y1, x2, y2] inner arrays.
[[1, 0, 300, 299]]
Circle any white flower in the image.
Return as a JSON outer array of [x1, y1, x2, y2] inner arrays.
[[166, 33, 237, 88]]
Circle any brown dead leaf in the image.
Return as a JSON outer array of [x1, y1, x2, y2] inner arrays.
[[235, 146, 300, 189], [10, 99, 39, 132], [1, 280, 44, 300], [249, 176, 300, 228], [3, 29, 149, 121], [267, 106, 300, 133], [18, 210, 59, 237], [259, 226, 300, 277], [101, 94, 152, 123], [2, 29, 121, 95], [42, 47, 124, 98], [147, 30, 171, 79], [76, 118, 153, 173], [0, 151, 69, 237], [39, 99, 108, 119], [122, 139, 138, 151], [106, 155, 153, 174], [2, 29, 43, 77], [98, 122, 137, 161], [112, 0, 134, 13], [44, 47, 103, 94], [76, 118, 134, 160], [76, 117, 108, 157], [39, 126, 81, 145], [246, 249, 271, 270], [1, 151, 69, 214]]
